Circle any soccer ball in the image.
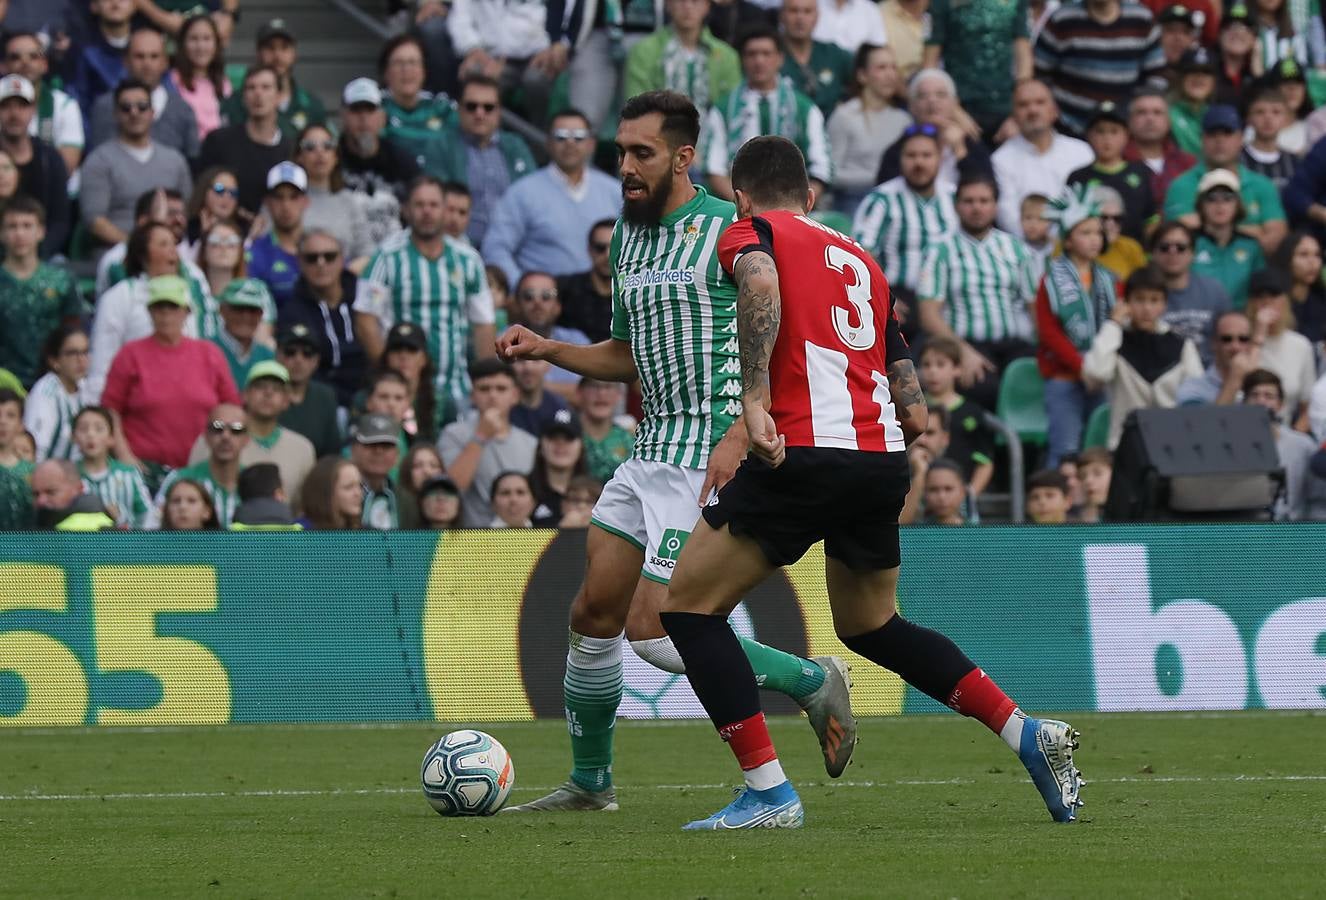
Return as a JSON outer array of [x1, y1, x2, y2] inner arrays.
[[420, 730, 515, 816]]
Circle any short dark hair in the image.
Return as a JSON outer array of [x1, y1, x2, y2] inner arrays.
[[956, 172, 1000, 201], [74, 406, 115, 433], [1211, 309, 1250, 340], [550, 107, 592, 131], [441, 180, 471, 199], [367, 368, 410, 395], [1027, 469, 1069, 495], [590, 217, 617, 239], [731, 136, 809, 208], [242, 65, 280, 89], [1248, 85, 1287, 109], [1077, 447, 1113, 469], [620, 90, 701, 149], [4, 31, 42, 53], [0, 388, 22, 412], [736, 23, 783, 55], [515, 270, 557, 296], [1149, 220, 1193, 253], [3, 194, 45, 226], [1242, 367, 1284, 400], [490, 469, 532, 499], [378, 33, 426, 78], [113, 78, 152, 104], [460, 73, 501, 98], [928, 404, 950, 431], [134, 187, 183, 223], [406, 174, 446, 203], [238, 463, 283, 502], [1125, 265, 1168, 298], [469, 356, 517, 384], [919, 336, 962, 367], [926, 458, 964, 480], [42, 324, 85, 370]]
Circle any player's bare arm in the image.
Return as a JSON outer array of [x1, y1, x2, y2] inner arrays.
[[496, 325, 638, 382], [734, 250, 786, 467], [887, 357, 928, 446]]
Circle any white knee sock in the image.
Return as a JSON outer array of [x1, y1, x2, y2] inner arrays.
[[630, 636, 686, 674]]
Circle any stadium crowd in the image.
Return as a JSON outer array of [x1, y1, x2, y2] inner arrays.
[[2, 0, 1326, 530]]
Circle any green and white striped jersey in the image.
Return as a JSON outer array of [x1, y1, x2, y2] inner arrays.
[[24, 373, 84, 462], [609, 187, 741, 469], [851, 177, 957, 292], [81, 460, 153, 529], [155, 461, 239, 528], [916, 228, 1036, 343], [362, 232, 496, 415]]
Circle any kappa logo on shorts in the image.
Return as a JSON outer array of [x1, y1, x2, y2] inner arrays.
[[649, 528, 691, 569]]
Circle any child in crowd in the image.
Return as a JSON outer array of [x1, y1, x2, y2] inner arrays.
[[1067, 102, 1156, 242], [1027, 469, 1074, 524], [161, 478, 221, 530], [1082, 266, 1204, 448], [1037, 184, 1118, 467], [417, 474, 463, 530], [577, 377, 634, 485], [1241, 87, 1298, 190], [14, 431, 36, 463], [919, 338, 995, 496], [922, 459, 968, 526], [1057, 453, 1085, 518], [1076, 447, 1113, 523], [73, 407, 154, 529], [560, 474, 603, 528], [1020, 194, 1054, 286], [490, 471, 536, 529], [0, 389, 32, 480]]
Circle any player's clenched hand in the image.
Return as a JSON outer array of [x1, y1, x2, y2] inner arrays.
[[744, 404, 785, 468], [698, 423, 746, 506], [496, 325, 550, 361]]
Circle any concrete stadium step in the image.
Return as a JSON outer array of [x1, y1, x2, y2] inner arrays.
[[231, 0, 388, 112]]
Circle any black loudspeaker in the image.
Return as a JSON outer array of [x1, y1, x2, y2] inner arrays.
[[1104, 405, 1284, 521]]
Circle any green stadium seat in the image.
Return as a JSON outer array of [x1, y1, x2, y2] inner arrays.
[[995, 357, 1047, 448], [225, 63, 247, 94], [810, 210, 853, 235], [1082, 402, 1111, 449]]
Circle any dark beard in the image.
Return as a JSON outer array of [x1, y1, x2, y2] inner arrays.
[[621, 172, 672, 225]]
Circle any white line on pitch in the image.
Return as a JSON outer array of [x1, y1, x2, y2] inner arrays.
[[2, 774, 1324, 803]]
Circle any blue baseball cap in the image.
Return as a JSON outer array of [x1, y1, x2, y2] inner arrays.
[[1202, 104, 1242, 133]]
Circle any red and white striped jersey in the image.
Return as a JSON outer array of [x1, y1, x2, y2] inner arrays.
[[718, 211, 908, 452]]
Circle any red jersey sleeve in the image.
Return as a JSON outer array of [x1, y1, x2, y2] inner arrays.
[[717, 216, 775, 275], [1035, 279, 1084, 377]]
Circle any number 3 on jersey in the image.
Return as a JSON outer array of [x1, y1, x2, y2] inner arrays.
[[824, 244, 876, 350]]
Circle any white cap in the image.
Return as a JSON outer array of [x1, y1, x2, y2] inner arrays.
[[1197, 168, 1241, 196], [342, 77, 382, 108], [266, 161, 308, 193], [0, 75, 35, 104]]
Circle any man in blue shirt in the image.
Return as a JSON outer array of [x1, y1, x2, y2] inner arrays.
[[247, 161, 307, 310]]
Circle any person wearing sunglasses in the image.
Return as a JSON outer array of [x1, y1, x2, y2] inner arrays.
[[1148, 219, 1231, 363], [184, 166, 246, 250], [293, 123, 377, 264], [0, 74, 72, 259], [280, 229, 372, 410], [440, 74, 536, 245], [2, 31, 83, 177], [153, 401, 249, 528], [80, 78, 193, 250], [87, 29, 199, 160], [481, 109, 621, 288], [248, 162, 310, 309], [1176, 309, 1260, 406], [1066, 102, 1156, 244], [273, 324, 343, 460], [100, 275, 240, 491]]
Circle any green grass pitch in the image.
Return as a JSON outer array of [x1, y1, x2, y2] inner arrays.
[[4, 712, 1323, 898]]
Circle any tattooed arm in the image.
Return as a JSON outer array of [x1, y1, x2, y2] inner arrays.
[[887, 357, 928, 447], [734, 250, 787, 467]]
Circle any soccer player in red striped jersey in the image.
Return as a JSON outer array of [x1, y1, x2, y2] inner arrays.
[[659, 136, 1085, 831]]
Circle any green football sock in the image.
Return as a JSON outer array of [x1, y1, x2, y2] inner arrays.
[[563, 631, 623, 792], [738, 637, 826, 700]]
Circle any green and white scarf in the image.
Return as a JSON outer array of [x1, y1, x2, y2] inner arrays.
[[1043, 255, 1116, 350], [662, 31, 711, 114], [723, 76, 802, 162]]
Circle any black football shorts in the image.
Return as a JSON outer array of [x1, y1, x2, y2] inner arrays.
[[702, 447, 910, 570]]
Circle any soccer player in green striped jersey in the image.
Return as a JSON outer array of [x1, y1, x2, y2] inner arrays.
[[360, 177, 496, 426], [499, 91, 856, 814], [154, 402, 248, 528], [73, 407, 153, 528]]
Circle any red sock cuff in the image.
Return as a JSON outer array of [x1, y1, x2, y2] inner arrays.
[[947, 668, 1017, 733], [718, 712, 778, 770]]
